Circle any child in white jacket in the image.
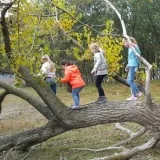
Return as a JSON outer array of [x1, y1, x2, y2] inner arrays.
[[89, 43, 108, 104], [41, 55, 57, 94]]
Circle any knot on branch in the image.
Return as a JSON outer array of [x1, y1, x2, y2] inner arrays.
[[145, 93, 153, 107]]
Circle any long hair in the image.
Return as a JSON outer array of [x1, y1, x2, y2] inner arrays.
[[123, 37, 137, 45], [41, 55, 56, 72], [89, 43, 100, 53], [130, 37, 137, 45]]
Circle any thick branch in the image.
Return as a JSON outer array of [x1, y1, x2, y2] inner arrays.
[[0, 90, 8, 114], [59, 28, 84, 51], [0, 120, 67, 152], [113, 75, 145, 93], [13, 68, 160, 132], [19, 67, 73, 129], [0, 93, 160, 152], [0, 81, 53, 120]]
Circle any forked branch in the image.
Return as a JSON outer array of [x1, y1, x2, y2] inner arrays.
[[113, 125, 147, 147], [92, 136, 160, 160]]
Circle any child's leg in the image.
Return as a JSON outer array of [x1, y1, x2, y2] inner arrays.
[[72, 87, 83, 106], [51, 83, 57, 94], [95, 75, 106, 97], [127, 67, 137, 96]]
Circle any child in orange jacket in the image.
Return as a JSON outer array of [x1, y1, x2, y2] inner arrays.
[[60, 60, 85, 109]]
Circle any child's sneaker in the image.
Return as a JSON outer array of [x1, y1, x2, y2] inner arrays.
[[95, 96, 107, 104], [70, 105, 80, 110], [136, 92, 142, 98], [127, 96, 137, 101]]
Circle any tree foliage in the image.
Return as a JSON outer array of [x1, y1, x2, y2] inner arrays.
[[1, 0, 123, 78]]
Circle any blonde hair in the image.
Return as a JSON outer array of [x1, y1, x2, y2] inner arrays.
[[130, 37, 137, 45], [123, 37, 137, 45], [41, 54, 56, 73], [89, 43, 100, 53]]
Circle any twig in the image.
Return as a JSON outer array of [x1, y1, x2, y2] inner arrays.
[[115, 123, 134, 137], [112, 127, 146, 147], [52, 2, 123, 38], [4, 148, 14, 160], [73, 146, 126, 152], [20, 147, 34, 160]]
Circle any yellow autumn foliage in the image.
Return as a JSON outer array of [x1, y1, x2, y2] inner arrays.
[[7, 0, 123, 78]]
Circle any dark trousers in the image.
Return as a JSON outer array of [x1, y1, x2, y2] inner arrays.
[[95, 75, 106, 97]]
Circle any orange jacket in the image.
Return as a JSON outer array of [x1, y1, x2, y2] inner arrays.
[[60, 65, 85, 89]]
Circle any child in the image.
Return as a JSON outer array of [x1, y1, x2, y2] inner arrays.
[[60, 60, 85, 110], [41, 55, 57, 94], [89, 43, 108, 104], [123, 37, 142, 100]]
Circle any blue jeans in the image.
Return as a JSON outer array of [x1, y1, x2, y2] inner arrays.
[[127, 66, 139, 96], [44, 77, 57, 94], [72, 86, 84, 106]]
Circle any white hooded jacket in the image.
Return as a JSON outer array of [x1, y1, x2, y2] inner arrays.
[[91, 51, 108, 75]]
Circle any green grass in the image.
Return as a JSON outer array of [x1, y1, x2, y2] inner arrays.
[[0, 80, 160, 160]]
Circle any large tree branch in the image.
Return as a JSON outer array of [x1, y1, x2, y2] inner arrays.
[[113, 75, 145, 93], [0, 120, 67, 152], [0, 99, 160, 152], [0, 81, 53, 120], [19, 66, 73, 129], [18, 67, 154, 130], [0, 90, 8, 114]]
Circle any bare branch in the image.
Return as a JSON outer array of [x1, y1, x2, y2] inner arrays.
[[116, 123, 135, 137], [92, 136, 160, 160], [19, 11, 64, 17], [113, 75, 145, 93], [0, 90, 8, 114], [73, 146, 126, 152], [112, 127, 147, 147]]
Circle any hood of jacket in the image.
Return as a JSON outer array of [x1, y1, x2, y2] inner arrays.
[[65, 65, 79, 73]]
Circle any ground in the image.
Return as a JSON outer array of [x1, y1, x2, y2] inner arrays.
[[0, 80, 160, 160]]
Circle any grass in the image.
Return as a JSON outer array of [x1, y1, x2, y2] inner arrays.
[[0, 80, 160, 160]]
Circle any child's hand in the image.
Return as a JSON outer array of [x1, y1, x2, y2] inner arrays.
[[91, 69, 96, 75], [55, 77, 61, 83], [125, 66, 129, 72]]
